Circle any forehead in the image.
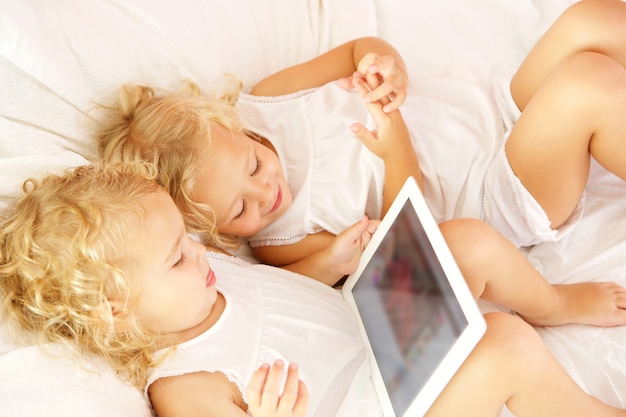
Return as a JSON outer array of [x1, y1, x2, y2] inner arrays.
[[189, 128, 252, 223], [118, 191, 182, 287], [206, 123, 249, 157], [137, 191, 185, 240]]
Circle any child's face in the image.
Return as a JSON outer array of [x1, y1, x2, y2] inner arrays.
[[192, 123, 292, 237], [126, 190, 220, 335]]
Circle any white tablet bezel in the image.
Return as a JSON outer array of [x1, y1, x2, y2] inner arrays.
[[341, 176, 486, 417]]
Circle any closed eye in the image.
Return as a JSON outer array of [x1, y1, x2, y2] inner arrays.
[[234, 200, 247, 220], [252, 157, 262, 176]]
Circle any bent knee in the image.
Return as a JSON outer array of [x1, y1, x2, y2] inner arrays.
[[549, 52, 626, 109], [440, 218, 508, 265], [482, 312, 544, 356]]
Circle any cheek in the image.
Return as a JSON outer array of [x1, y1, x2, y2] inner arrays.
[[268, 153, 284, 175], [218, 214, 263, 237], [136, 287, 204, 333]]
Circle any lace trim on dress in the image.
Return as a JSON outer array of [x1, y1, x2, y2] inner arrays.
[[206, 250, 249, 266], [248, 234, 306, 248], [240, 87, 316, 104]]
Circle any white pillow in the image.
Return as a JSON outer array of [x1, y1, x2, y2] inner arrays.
[[0, 344, 151, 417], [0, 0, 377, 414], [0, 0, 377, 206]]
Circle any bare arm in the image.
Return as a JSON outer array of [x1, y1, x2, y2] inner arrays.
[[252, 217, 379, 286], [150, 362, 308, 417], [149, 372, 247, 417], [251, 36, 408, 111], [350, 75, 423, 215]]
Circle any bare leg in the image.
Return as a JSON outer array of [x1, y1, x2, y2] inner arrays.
[[506, 52, 626, 227], [506, 0, 626, 227], [441, 218, 626, 327], [512, 0, 626, 111], [426, 313, 626, 417]]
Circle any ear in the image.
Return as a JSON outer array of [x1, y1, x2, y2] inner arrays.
[[102, 298, 131, 333], [107, 298, 126, 317]]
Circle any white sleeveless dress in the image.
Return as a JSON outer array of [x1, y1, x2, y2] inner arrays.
[[147, 251, 383, 417], [236, 82, 385, 247]]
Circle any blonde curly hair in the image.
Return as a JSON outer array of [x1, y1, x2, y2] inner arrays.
[[96, 79, 246, 250], [0, 163, 168, 388]]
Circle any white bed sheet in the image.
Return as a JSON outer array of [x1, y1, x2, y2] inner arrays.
[[374, 0, 626, 414], [2, 0, 626, 416]]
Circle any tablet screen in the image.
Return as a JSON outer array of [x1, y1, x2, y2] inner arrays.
[[352, 200, 468, 416]]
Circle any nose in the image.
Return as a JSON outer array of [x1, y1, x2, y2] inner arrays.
[[250, 180, 273, 209], [191, 236, 207, 260]]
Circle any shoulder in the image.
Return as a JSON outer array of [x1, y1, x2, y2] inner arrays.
[[149, 371, 246, 417]]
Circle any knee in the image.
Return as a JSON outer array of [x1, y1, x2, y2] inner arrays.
[[555, 52, 626, 109], [481, 312, 544, 358], [557, 0, 626, 42], [439, 218, 505, 268]]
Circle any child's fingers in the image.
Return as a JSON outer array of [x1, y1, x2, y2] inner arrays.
[[352, 73, 371, 97], [363, 58, 391, 105], [382, 88, 406, 113], [365, 73, 408, 112], [293, 381, 309, 417], [360, 219, 381, 249], [360, 54, 394, 77], [358, 54, 404, 107], [246, 363, 270, 408], [264, 360, 287, 405], [276, 363, 302, 411], [350, 123, 378, 150], [356, 52, 379, 76], [247, 361, 309, 417], [353, 77, 389, 122], [366, 219, 381, 235], [336, 75, 355, 90], [336, 215, 369, 243], [357, 68, 391, 107]]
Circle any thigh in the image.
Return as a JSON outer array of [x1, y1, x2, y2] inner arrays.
[[512, 0, 626, 111], [506, 52, 626, 228]]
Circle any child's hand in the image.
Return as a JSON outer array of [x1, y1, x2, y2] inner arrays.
[[338, 53, 408, 112], [247, 360, 308, 417], [349, 75, 413, 164], [330, 215, 381, 276]]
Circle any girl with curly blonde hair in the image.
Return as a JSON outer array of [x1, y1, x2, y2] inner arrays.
[[95, 11, 626, 329], [1, 163, 626, 417], [0, 163, 165, 388]]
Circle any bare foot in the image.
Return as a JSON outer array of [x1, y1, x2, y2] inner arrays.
[[520, 282, 626, 327]]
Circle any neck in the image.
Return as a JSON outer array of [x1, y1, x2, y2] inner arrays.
[[165, 291, 226, 345]]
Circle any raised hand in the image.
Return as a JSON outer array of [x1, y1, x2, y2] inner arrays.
[[349, 73, 413, 163], [350, 71, 424, 213], [338, 52, 408, 112]]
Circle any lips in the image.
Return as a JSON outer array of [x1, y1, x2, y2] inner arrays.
[[206, 269, 216, 287], [269, 186, 282, 214]]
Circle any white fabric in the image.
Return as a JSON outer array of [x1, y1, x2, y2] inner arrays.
[[0, 0, 378, 414], [0, 0, 377, 211], [0, 344, 151, 417], [237, 83, 384, 247], [5, 0, 626, 417], [479, 77, 584, 247], [148, 252, 382, 417], [398, 82, 502, 222], [481, 146, 585, 247]]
